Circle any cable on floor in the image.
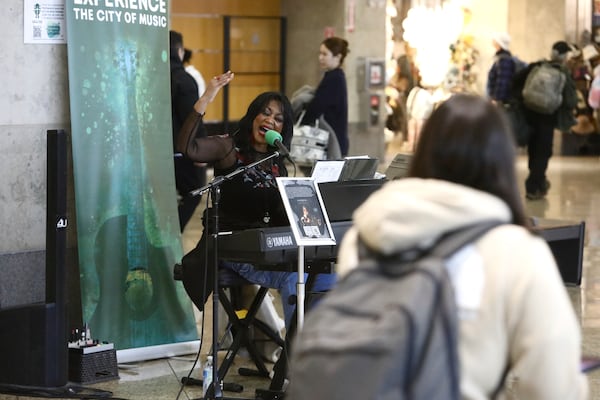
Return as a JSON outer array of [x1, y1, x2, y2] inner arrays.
[[0, 383, 127, 399]]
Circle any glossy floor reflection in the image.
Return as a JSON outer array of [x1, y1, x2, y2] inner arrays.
[[2, 145, 600, 400]]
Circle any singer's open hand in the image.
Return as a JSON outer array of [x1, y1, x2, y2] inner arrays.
[[205, 71, 234, 101], [194, 71, 234, 115]]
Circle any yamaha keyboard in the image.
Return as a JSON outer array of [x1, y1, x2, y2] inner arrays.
[[217, 179, 385, 271], [217, 220, 353, 271]]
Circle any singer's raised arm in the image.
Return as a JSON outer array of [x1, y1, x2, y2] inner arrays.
[[176, 71, 235, 169]]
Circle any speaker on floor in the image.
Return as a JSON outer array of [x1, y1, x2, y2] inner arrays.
[[0, 129, 69, 387], [533, 217, 585, 286]]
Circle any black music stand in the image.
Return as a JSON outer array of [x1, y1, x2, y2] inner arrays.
[[188, 151, 283, 400]]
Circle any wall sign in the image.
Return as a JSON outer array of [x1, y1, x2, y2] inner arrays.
[[24, 0, 67, 44]]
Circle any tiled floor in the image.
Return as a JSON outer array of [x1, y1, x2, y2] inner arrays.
[[2, 135, 600, 399]]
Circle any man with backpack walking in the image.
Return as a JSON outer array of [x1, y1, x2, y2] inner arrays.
[[512, 40, 578, 200]]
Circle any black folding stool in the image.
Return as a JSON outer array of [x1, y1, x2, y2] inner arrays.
[[216, 267, 286, 381]]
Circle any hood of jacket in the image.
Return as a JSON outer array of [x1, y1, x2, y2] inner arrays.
[[352, 178, 512, 255]]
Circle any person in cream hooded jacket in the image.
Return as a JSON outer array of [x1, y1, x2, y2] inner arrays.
[[336, 94, 587, 400]]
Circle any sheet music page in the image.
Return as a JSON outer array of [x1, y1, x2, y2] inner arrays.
[[311, 160, 345, 183]]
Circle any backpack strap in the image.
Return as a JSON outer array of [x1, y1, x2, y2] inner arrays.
[[429, 220, 505, 259], [366, 220, 504, 277]]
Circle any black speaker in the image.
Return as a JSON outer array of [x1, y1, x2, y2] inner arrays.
[[46, 129, 68, 303], [0, 130, 68, 387], [533, 218, 585, 286], [0, 303, 66, 386]]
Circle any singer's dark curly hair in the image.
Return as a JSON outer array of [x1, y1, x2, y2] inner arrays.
[[236, 91, 294, 153]]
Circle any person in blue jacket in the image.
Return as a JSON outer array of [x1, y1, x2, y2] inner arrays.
[[301, 37, 350, 156], [487, 32, 519, 105]]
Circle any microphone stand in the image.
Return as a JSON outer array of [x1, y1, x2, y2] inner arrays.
[[188, 151, 284, 400]]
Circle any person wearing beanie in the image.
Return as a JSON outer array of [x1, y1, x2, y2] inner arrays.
[[493, 32, 511, 51], [511, 40, 578, 200], [487, 32, 520, 104]]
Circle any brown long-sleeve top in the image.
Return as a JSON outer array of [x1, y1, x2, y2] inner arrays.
[[177, 110, 237, 169]]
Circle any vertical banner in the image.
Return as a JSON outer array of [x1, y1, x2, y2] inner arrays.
[[66, 0, 198, 350]]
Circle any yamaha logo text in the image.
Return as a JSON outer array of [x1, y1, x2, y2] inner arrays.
[[266, 235, 294, 248]]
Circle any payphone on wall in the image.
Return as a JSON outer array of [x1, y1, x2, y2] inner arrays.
[[356, 57, 386, 127]]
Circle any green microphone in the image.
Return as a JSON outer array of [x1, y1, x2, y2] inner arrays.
[[265, 129, 290, 158]]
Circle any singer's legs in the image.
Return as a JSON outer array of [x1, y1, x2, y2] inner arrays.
[[181, 239, 339, 329], [221, 261, 337, 330]]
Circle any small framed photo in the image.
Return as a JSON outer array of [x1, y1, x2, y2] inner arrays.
[[276, 177, 336, 247]]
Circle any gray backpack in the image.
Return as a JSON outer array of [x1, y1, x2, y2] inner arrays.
[[288, 221, 502, 400], [521, 61, 566, 114]]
